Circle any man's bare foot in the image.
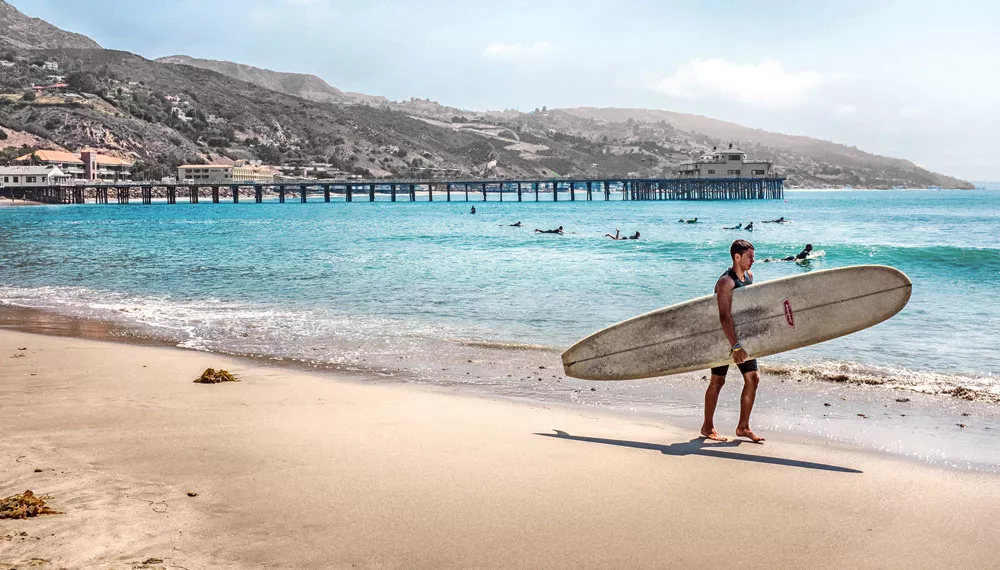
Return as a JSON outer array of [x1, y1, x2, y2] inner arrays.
[[736, 427, 765, 443], [700, 429, 729, 442]]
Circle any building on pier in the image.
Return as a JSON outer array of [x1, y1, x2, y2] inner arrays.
[[676, 144, 773, 179], [0, 165, 72, 187]]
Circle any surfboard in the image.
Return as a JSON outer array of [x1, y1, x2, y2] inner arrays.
[[562, 265, 911, 380]]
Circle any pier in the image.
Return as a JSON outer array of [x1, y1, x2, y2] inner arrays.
[[0, 176, 784, 205]]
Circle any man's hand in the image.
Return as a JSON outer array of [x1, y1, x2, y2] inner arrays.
[[732, 346, 748, 364]]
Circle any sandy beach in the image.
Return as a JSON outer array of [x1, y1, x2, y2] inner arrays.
[[2, 329, 1000, 569], [0, 199, 43, 207]]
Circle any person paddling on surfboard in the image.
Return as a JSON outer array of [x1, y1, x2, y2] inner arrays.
[[701, 239, 765, 443], [783, 243, 812, 262]]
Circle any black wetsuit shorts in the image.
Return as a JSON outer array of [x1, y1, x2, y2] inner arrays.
[[710, 359, 758, 377]]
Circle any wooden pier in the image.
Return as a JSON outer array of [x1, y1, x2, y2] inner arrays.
[[0, 176, 784, 205]]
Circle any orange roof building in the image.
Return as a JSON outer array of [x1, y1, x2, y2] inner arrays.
[[15, 149, 133, 182], [14, 149, 83, 165]]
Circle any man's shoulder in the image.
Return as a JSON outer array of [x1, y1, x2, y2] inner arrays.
[[715, 272, 735, 292]]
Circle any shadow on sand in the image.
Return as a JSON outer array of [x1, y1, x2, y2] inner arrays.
[[535, 430, 862, 474]]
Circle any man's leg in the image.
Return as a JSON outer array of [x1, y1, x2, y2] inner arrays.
[[736, 370, 765, 442], [701, 372, 728, 441]]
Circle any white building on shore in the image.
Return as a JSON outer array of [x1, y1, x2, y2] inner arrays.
[[0, 165, 72, 187], [677, 144, 773, 178]]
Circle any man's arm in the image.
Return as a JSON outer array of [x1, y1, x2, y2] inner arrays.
[[715, 276, 747, 364]]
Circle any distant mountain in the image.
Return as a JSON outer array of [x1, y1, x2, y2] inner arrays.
[[156, 55, 386, 105], [546, 107, 971, 189], [0, 0, 101, 50]]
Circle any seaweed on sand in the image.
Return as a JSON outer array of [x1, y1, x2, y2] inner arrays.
[[194, 368, 239, 384], [0, 490, 63, 519]]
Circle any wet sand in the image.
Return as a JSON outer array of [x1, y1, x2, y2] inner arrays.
[[3, 328, 1000, 569]]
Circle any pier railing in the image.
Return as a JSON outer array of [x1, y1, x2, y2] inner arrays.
[[0, 176, 784, 205]]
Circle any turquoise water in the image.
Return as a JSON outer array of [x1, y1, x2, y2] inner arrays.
[[1, 189, 998, 402]]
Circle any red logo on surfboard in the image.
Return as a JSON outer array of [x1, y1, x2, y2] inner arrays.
[[783, 298, 795, 328]]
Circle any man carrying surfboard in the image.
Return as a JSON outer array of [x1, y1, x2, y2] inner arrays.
[[701, 239, 765, 443]]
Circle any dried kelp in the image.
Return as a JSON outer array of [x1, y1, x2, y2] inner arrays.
[[194, 368, 239, 384], [0, 490, 63, 519]]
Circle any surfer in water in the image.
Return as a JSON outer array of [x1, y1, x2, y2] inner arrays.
[[508, 221, 523, 227], [535, 226, 564, 234], [470, 206, 476, 214], [762, 244, 813, 263], [783, 244, 812, 262], [605, 229, 640, 240], [723, 222, 742, 230], [744, 221, 754, 231], [701, 239, 765, 443]]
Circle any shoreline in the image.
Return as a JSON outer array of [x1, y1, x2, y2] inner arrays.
[[2, 302, 998, 473], [4, 328, 1000, 568]]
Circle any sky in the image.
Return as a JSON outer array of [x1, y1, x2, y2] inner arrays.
[[11, 0, 1000, 180]]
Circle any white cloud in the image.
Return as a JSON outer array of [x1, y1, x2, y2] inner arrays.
[[898, 105, 924, 119], [834, 103, 857, 117], [483, 41, 552, 61], [280, 0, 337, 24], [647, 58, 829, 108]]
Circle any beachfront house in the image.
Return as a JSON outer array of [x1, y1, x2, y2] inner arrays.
[[677, 144, 773, 179], [0, 165, 72, 187], [178, 162, 275, 184], [14, 149, 133, 182]]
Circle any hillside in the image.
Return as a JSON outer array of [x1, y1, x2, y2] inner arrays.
[[534, 107, 972, 188], [152, 56, 969, 189], [1, 48, 599, 179], [0, 0, 972, 187], [156, 55, 387, 105], [0, 1, 101, 50]]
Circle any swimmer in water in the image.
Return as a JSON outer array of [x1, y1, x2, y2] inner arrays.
[[535, 226, 564, 234]]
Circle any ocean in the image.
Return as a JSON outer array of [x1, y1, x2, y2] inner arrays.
[[2, 189, 999, 468]]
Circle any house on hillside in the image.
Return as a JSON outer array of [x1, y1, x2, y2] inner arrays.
[[677, 144, 773, 179], [0, 165, 72, 187], [31, 83, 68, 93], [42, 61, 59, 71], [0, 60, 15, 68], [14, 149, 133, 182], [171, 107, 192, 122]]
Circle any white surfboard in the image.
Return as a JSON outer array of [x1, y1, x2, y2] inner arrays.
[[562, 265, 911, 380]]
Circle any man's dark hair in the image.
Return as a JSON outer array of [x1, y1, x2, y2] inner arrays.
[[730, 239, 754, 259]]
